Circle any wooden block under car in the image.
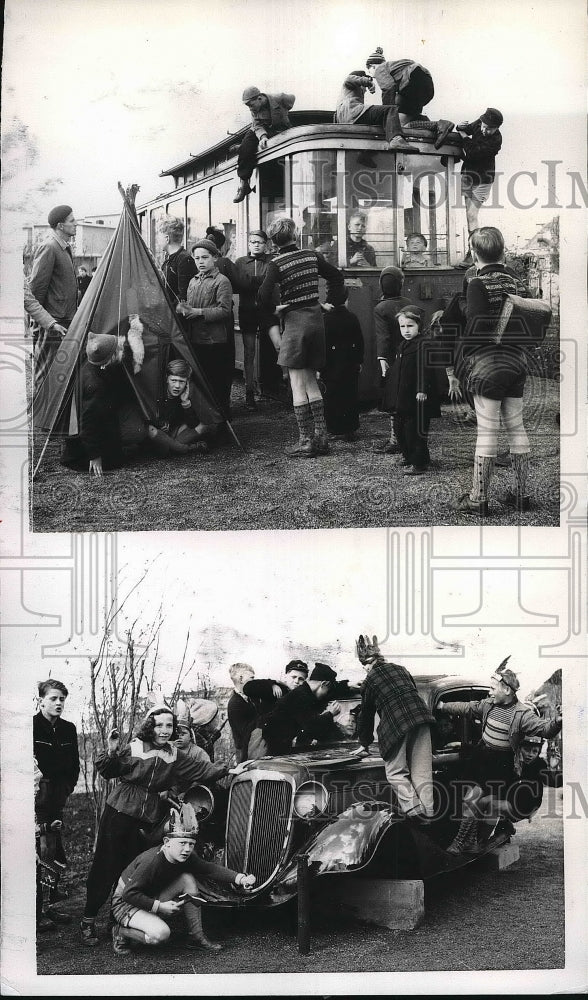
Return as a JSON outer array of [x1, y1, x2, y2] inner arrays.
[[317, 878, 425, 930], [478, 842, 520, 870]]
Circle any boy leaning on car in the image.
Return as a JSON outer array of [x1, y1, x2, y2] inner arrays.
[[351, 635, 435, 822]]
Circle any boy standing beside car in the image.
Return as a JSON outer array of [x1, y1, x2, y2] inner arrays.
[[352, 635, 435, 821]]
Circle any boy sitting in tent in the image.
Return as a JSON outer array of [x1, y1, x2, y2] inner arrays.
[[146, 359, 212, 458]]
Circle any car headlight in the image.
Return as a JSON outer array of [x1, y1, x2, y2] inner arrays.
[[293, 781, 329, 819], [183, 784, 215, 821]]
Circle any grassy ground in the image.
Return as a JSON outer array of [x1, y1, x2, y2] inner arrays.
[[31, 377, 560, 531], [38, 786, 564, 976]]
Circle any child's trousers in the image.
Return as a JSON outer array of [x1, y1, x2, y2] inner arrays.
[[393, 412, 431, 469]]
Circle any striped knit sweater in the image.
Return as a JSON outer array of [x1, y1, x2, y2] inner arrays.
[[481, 702, 517, 751], [258, 244, 344, 313]]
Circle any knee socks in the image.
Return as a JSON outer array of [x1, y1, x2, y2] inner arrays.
[[293, 403, 313, 442], [470, 455, 495, 503], [309, 398, 327, 438], [511, 452, 530, 498]]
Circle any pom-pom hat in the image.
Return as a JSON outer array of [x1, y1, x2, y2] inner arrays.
[[366, 46, 385, 67]]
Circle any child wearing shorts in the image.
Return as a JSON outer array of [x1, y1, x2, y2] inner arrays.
[[110, 803, 254, 954], [257, 217, 345, 457]]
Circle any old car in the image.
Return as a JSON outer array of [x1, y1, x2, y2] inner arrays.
[[186, 673, 525, 911]]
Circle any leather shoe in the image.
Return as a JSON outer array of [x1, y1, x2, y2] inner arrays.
[[185, 936, 223, 952], [372, 440, 400, 454], [233, 180, 253, 203], [453, 493, 489, 517]]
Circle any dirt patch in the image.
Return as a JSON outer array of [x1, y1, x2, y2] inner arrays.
[[37, 787, 564, 975], [31, 377, 560, 532]]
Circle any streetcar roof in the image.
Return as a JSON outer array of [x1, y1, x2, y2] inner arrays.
[[159, 109, 335, 178]]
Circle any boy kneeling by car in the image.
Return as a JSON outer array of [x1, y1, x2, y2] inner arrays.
[[110, 803, 255, 955]]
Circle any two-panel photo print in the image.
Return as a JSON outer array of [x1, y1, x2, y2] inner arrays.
[[1, 0, 586, 996]]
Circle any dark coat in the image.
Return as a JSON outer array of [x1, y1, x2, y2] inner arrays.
[[321, 305, 364, 434], [78, 361, 128, 464], [162, 247, 196, 302], [460, 119, 502, 186], [262, 682, 338, 755], [227, 692, 257, 762], [382, 334, 441, 417], [357, 661, 434, 760], [374, 295, 413, 361], [33, 712, 80, 824]]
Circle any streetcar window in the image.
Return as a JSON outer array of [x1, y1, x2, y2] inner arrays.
[[259, 158, 286, 235], [165, 198, 185, 230], [397, 154, 449, 267], [187, 189, 209, 247], [291, 151, 338, 265], [149, 205, 166, 256], [209, 180, 238, 261], [344, 151, 397, 268]]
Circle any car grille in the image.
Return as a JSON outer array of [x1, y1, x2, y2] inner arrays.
[[226, 774, 294, 887]]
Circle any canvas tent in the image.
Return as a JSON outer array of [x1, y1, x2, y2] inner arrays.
[[31, 187, 238, 476]]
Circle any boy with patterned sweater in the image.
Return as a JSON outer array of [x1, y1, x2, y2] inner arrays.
[[257, 217, 345, 457]]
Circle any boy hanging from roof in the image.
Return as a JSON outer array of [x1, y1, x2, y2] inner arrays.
[[110, 803, 255, 955]]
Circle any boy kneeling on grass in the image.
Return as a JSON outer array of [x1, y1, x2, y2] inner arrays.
[[110, 803, 255, 956]]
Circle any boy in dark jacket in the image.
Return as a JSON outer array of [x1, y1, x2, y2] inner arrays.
[[320, 287, 364, 439], [373, 266, 412, 453], [34, 679, 79, 925], [457, 107, 504, 263], [382, 306, 440, 474], [234, 230, 281, 408]]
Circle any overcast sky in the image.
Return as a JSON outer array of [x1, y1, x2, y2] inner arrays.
[[2, 0, 586, 254]]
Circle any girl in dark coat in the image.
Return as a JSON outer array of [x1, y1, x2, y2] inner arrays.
[[320, 286, 364, 438], [382, 306, 440, 474]]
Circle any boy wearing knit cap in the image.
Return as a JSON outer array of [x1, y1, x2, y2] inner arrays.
[[27, 204, 78, 390], [372, 266, 412, 454], [457, 108, 504, 264], [177, 240, 234, 413], [320, 286, 364, 440], [365, 47, 454, 149], [234, 87, 296, 202]]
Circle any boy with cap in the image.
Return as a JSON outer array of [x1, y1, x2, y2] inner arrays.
[[457, 108, 504, 264], [110, 803, 255, 954], [253, 663, 341, 758], [27, 205, 78, 390], [320, 286, 364, 440], [61, 331, 131, 477], [352, 635, 435, 821], [234, 87, 295, 203], [372, 266, 412, 454]]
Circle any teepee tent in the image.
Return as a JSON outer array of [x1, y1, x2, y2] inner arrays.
[[32, 185, 238, 476]]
